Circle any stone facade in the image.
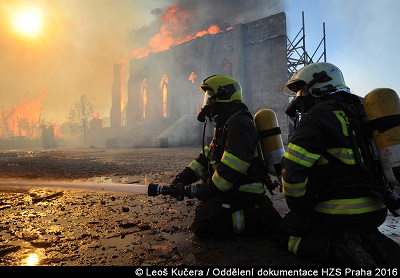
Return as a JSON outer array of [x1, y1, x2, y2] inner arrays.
[[113, 12, 289, 145]]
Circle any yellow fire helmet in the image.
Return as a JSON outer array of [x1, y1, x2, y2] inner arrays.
[[283, 62, 350, 97], [199, 74, 242, 104]]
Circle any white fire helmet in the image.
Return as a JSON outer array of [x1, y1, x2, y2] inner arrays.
[[283, 62, 350, 97]]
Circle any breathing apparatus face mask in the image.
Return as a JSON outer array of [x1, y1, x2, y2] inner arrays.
[[197, 90, 217, 123], [285, 70, 338, 117], [285, 89, 316, 117]]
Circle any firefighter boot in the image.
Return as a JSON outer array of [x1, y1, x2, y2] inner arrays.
[[331, 228, 377, 266], [359, 229, 400, 266]]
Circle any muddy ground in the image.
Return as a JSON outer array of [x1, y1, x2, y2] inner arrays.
[[0, 147, 398, 266]]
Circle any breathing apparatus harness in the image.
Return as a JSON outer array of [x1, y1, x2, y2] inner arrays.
[[199, 109, 279, 195], [320, 100, 400, 216], [285, 70, 400, 215]]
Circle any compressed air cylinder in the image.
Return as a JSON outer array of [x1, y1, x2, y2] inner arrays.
[[363, 88, 400, 186], [254, 108, 285, 177]]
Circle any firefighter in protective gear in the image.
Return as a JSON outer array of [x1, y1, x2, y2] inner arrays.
[[278, 62, 400, 266], [170, 74, 281, 238]]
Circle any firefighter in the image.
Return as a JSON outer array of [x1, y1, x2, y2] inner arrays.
[[278, 62, 400, 266], [170, 74, 282, 238]]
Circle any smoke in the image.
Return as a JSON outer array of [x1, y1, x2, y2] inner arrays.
[[0, 0, 284, 142], [129, 0, 284, 51]]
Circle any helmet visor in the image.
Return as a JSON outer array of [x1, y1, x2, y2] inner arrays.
[[283, 80, 307, 96], [283, 86, 297, 97], [202, 90, 216, 107]]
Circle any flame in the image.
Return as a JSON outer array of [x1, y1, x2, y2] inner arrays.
[[141, 78, 147, 119], [129, 5, 228, 59], [90, 113, 103, 129], [0, 90, 63, 139], [194, 25, 221, 38], [129, 48, 149, 59], [52, 122, 63, 138], [117, 4, 232, 121], [91, 112, 103, 120], [160, 74, 168, 118], [116, 57, 127, 114], [189, 72, 197, 83]]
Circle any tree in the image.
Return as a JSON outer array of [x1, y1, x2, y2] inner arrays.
[[68, 94, 94, 147]]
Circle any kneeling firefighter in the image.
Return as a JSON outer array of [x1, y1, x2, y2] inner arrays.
[[169, 74, 282, 238], [278, 62, 400, 266]]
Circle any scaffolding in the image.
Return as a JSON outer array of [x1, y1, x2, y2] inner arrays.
[[287, 11, 327, 78], [286, 11, 327, 140]]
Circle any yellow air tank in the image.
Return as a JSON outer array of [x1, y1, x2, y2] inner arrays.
[[254, 108, 285, 177], [363, 88, 400, 186]]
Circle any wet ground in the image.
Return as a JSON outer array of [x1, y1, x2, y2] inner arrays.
[[0, 147, 398, 266]]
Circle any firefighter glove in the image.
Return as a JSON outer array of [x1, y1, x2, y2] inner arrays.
[[170, 175, 184, 188], [195, 179, 219, 202]]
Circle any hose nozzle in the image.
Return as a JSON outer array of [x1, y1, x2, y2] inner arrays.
[[147, 183, 200, 201]]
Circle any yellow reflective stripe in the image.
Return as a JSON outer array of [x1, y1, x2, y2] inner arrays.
[[212, 171, 233, 191], [200, 146, 211, 157], [326, 147, 356, 165], [284, 143, 320, 168], [188, 160, 205, 179], [221, 151, 250, 174], [282, 178, 307, 197], [232, 209, 245, 234], [314, 197, 386, 215], [238, 182, 265, 194], [288, 236, 302, 255]]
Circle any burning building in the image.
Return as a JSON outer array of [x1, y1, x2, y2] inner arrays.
[[106, 12, 289, 148]]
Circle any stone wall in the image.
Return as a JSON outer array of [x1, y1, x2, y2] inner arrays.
[[120, 12, 289, 144]]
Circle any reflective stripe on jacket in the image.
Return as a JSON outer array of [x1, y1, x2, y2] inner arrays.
[[184, 111, 265, 195], [314, 196, 385, 215], [281, 93, 387, 214]]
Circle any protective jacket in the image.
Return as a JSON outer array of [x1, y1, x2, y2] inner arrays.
[[175, 108, 265, 198], [172, 104, 282, 238], [278, 91, 392, 265], [281, 92, 386, 214]]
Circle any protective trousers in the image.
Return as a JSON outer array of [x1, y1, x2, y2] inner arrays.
[[277, 208, 388, 265], [190, 192, 278, 238]]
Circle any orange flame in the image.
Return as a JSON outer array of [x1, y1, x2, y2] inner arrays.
[[91, 112, 103, 120], [189, 72, 197, 83], [116, 57, 127, 114], [194, 25, 221, 38], [90, 113, 103, 130], [160, 74, 168, 118], [52, 122, 63, 138], [128, 5, 228, 59], [141, 78, 147, 119], [0, 90, 64, 140]]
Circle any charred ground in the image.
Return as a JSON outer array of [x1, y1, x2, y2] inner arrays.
[[0, 147, 398, 266]]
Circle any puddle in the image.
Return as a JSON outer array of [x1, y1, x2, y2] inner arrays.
[[86, 175, 148, 185]]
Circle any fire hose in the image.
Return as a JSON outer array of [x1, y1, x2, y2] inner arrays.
[[0, 180, 198, 200], [0, 180, 281, 201]]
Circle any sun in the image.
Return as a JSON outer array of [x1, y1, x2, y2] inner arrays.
[[13, 8, 43, 37]]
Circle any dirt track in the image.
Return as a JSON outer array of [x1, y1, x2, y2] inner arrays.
[[0, 147, 398, 266]]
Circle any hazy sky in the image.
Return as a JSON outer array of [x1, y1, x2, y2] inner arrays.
[[1, 0, 399, 127], [285, 0, 400, 98]]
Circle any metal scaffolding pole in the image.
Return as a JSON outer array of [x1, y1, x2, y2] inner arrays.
[[286, 11, 327, 79]]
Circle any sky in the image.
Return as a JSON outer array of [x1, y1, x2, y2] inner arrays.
[[0, 0, 399, 132]]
